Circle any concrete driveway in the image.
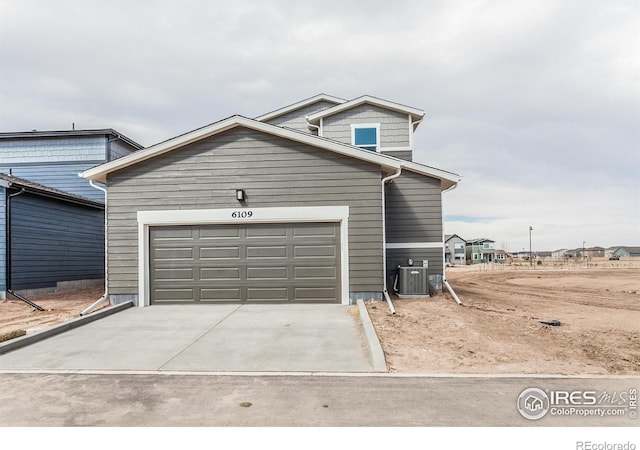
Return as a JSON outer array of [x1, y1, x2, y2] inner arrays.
[[0, 303, 384, 373]]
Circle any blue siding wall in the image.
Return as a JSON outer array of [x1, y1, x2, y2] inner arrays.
[[0, 163, 105, 202], [0, 188, 5, 292], [10, 193, 104, 290]]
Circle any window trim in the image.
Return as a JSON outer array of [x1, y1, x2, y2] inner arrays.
[[351, 123, 380, 152]]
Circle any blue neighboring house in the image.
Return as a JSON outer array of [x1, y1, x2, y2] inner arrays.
[[0, 129, 141, 299]]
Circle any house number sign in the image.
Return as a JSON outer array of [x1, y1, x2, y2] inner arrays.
[[231, 210, 253, 219]]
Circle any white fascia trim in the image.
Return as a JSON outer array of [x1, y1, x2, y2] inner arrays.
[[137, 206, 350, 307], [254, 94, 346, 122], [351, 123, 380, 152], [81, 116, 401, 183], [386, 242, 443, 249], [307, 95, 425, 124]]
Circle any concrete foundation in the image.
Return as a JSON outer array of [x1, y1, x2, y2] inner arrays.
[[2, 278, 104, 300]]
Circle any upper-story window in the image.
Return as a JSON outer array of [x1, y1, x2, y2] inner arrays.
[[352, 123, 380, 152], [483, 242, 494, 249]]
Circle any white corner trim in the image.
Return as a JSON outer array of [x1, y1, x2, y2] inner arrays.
[[386, 242, 443, 249], [137, 206, 350, 307]]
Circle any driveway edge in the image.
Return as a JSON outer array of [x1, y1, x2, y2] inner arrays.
[[0, 301, 133, 355], [356, 299, 387, 372]]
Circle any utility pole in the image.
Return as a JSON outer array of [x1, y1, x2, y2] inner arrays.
[[529, 226, 533, 267]]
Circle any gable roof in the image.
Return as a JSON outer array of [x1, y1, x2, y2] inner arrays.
[[466, 238, 495, 244], [445, 234, 465, 242], [306, 95, 425, 130], [254, 93, 346, 122], [0, 173, 103, 209], [81, 115, 460, 190]]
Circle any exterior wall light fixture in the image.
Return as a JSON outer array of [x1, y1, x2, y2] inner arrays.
[[236, 189, 246, 201]]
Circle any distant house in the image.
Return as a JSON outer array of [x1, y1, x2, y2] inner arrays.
[[609, 246, 640, 258], [445, 234, 466, 265], [465, 238, 496, 264], [495, 249, 511, 263], [0, 129, 141, 202], [552, 249, 568, 258], [0, 129, 141, 299]]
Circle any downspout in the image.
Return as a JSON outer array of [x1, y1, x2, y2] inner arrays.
[[80, 180, 108, 315], [5, 187, 45, 311], [381, 167, 402, 314]]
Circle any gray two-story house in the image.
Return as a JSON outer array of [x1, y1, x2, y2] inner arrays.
[[82, 94, 461, 306], [0, 130, 141, 299]]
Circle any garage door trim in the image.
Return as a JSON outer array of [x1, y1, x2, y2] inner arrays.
[[137, 206, 350, 307]]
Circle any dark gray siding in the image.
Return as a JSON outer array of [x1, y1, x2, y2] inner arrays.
[[0, 163, 105, 202], [322, 104, 411, 149], [265, 100, 339, 133], [385, 170, 443, 281], [106, 127, 384, 296], [0, 189, 5, 292], [10, 193, 104, 290]]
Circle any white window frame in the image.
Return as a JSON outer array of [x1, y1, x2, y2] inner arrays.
[[351, 123, 380, 152]]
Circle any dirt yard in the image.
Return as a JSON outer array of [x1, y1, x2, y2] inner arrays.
[[1, 267, 639, 376], [367, 266, 640, 375], [0, 287, 107, 342]]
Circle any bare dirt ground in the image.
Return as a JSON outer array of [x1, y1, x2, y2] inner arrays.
[[2, 265, 639, 376], [367, 265, 640, 375], [0, 287, 107, 342]]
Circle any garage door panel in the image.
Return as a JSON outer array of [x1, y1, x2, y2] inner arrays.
[[294, 245, 337, 258], [200, 267, 241, 280], [247, 287, 289, 301], [200, 288, 241, 301], [294, 287, 337, 301], [153, 247, 194, 261], [199, 226, 241, 239], [246, 246, 287, 259], [153, 288, 195, 302], [153, 267, 194, 281], [294, 266, 337, 279], [150, 222, 340, 304], [200, 246, 241, 260], [151, 227, 194, 240], [293, 224, 338, 237], [246, 266, 288, 280], [246, 225, 287, 239]]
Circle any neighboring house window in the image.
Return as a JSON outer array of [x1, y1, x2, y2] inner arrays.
[[473, 253, 479, 260], [352, 124, 380, 152], [483, 242, 494, 249], [454, 243, 464, 249]]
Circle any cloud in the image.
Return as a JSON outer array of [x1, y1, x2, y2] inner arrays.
[[1, 0, 637, 249]]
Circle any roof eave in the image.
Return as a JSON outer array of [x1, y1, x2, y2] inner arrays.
[[81, 116, 403, 183]]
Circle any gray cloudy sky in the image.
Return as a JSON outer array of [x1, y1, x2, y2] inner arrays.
[[1, 0, 638, 252]]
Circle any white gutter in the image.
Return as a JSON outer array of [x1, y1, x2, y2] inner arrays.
[[306, 116, 320, 135], [80, 179, 108, 316], [381, 167, 402, 315]]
